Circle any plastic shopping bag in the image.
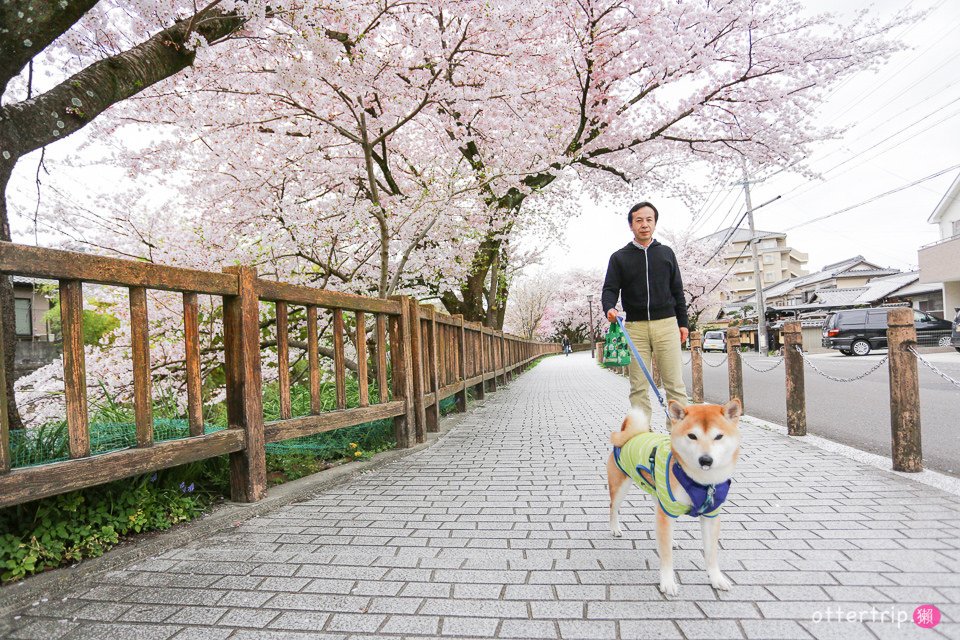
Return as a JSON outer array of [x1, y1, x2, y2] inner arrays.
[[602, 321, 631, 367]]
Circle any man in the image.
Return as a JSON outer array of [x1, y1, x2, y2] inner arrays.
[[602, 202, 689, 412]]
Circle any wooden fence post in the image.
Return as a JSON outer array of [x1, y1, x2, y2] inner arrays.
[[887, 307, 922, 472], [690, 331, 704, 404], [474, 324, 486, 400], [499, 332, 507, 385], [389, 296, 416, 448], [407, 299, 426, 444], [60, 279, 90, 459], [0, 307, 9, 474], [726, 326, 743, 410], [222, 266, 266, 503], [455, 314, 468, 412], [783, 321, 807, 436], [485, 329, 497, 393], [426, 308, 441, 431]]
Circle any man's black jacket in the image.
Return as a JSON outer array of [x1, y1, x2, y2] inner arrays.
[[601, 240, 689, 328]]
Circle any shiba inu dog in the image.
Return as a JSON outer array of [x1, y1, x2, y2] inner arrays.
[[606, 399, 742, 596]]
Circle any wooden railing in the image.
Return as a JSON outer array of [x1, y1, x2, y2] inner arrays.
[[0, 242, 558, 508]]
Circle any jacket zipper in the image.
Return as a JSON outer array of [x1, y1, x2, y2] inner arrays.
[[644, 246, 651, 321]]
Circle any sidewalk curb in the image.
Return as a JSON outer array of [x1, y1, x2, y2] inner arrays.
[[740, 414, 960, 497], [0, 402, 475, 625]]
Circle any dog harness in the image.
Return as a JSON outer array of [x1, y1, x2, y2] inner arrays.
[[613, 432, 730, 519]]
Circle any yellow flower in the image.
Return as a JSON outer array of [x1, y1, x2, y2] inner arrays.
[[354, 451, 363, 457], [348, 442, 358, 448]]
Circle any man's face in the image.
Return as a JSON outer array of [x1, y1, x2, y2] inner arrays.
[[630, 207, 657, 244]]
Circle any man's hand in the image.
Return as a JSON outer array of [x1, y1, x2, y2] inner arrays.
[[679, 327, 689, 344], [606, 308, 619, 323]]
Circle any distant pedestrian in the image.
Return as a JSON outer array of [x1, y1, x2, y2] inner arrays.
[[562, 335, 572, 356]]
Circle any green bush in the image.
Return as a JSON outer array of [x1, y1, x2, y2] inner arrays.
[[0, 469, 207, 584]]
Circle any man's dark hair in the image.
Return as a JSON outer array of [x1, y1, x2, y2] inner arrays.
[[628, 201, 659, 224]]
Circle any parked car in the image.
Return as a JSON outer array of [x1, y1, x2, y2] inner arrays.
[[702, 330, 726, 352], [821, 307, 953, 356], [952, 308, 960, 353]]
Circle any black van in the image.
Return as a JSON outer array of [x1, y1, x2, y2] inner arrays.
[[822, 307, 953, 356], [952, 308, 960, 353]]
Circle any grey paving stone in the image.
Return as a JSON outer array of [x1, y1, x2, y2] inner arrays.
[[498, 619, 559, 639], [439, 616, 499, 637], [741, 619, 814, 639], [618, 619, 684, 639], [379, 615, 441, 635], [678, 619, 745, 639], [325, 612, 386, 633], [557, 619, 617, 639], [170, 629, 234, 640], [60, 622, 182, 640], [267, 611, 331, 631], [217, 607, 280, 628], [6, 618, 79, 640]]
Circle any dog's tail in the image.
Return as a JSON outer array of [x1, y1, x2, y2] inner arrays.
[[610, 408, 651, 447]]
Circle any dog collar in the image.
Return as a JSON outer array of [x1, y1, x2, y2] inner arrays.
[[672, 462, 731, 517]]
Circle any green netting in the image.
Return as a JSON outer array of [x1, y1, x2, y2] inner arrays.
[[9, 394, 460, 469], [8, 419, 228, 469]]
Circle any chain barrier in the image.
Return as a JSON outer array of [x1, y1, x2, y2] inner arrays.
[[694, 348, 728, 367], [908, 346, 960, 391], [795, 345, 888, 382], [741, 356, 785, 373]]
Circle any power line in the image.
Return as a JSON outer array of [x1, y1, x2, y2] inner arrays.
[[784, 164, 960, 231], [776, 98, 960, 203]]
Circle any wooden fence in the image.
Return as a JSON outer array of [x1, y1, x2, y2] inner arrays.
[[0, 242, 557, 508]]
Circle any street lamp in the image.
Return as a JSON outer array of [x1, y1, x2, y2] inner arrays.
[[586, 294, 595, 344]]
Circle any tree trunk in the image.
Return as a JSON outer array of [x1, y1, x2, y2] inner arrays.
[[0, 163, 24, 429]]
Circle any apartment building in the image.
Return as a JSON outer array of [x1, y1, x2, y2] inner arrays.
[[700, 228, 809, 300]]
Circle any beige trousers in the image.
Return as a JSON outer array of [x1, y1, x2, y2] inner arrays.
[[624, 317, 689, 414]]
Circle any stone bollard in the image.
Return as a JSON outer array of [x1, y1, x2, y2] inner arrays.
[[726, 327, 743, 410], [783, 321, 806, 436], [690, 331, 704, 403], [887, 307, 922, 472]]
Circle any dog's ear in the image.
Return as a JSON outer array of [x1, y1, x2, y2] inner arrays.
[[667, 400, 686, 423], [722, 398, 742, 421]]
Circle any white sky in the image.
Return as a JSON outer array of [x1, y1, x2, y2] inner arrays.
[[542, 0, 960, 275]]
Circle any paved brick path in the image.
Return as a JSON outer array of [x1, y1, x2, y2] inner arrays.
[[4, 353, 960, 639]]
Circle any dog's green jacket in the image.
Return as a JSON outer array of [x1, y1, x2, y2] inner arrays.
[[613, 432, 721, 519]]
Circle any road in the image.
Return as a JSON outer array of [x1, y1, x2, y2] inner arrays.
[[681, 349, 960, 478]]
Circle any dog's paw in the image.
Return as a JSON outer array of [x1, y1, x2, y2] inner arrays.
[[611, 527, 622, 538], [658, 573, 679, 597], [709, 571, 732, 591]]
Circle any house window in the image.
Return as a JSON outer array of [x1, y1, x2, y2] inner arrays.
[[15, 298, 32, 336], [762, 239, 777, 249], [763, 254, 775, 264], [765, 271, 776, 282]]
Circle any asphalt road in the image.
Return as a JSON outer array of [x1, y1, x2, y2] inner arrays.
[[681, 348, 960, 478]]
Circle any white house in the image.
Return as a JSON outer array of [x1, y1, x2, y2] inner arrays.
[[918, 171, 960, 317]]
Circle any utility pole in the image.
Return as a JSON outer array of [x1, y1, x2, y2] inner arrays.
[[742, 168, 767, 354], [587, 294, 595, 343]]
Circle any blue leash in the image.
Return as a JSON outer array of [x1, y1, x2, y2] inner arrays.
[[615, 315, 671, 423]]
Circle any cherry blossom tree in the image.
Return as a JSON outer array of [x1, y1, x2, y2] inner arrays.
[[0, 0, 274, 428], [531, 269, 606, 343], [660, 228, 729, 330], [435, 0, 907, 328]]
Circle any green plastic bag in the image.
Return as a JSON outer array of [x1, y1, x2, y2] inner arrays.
[[602, 321, 631, 367]]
